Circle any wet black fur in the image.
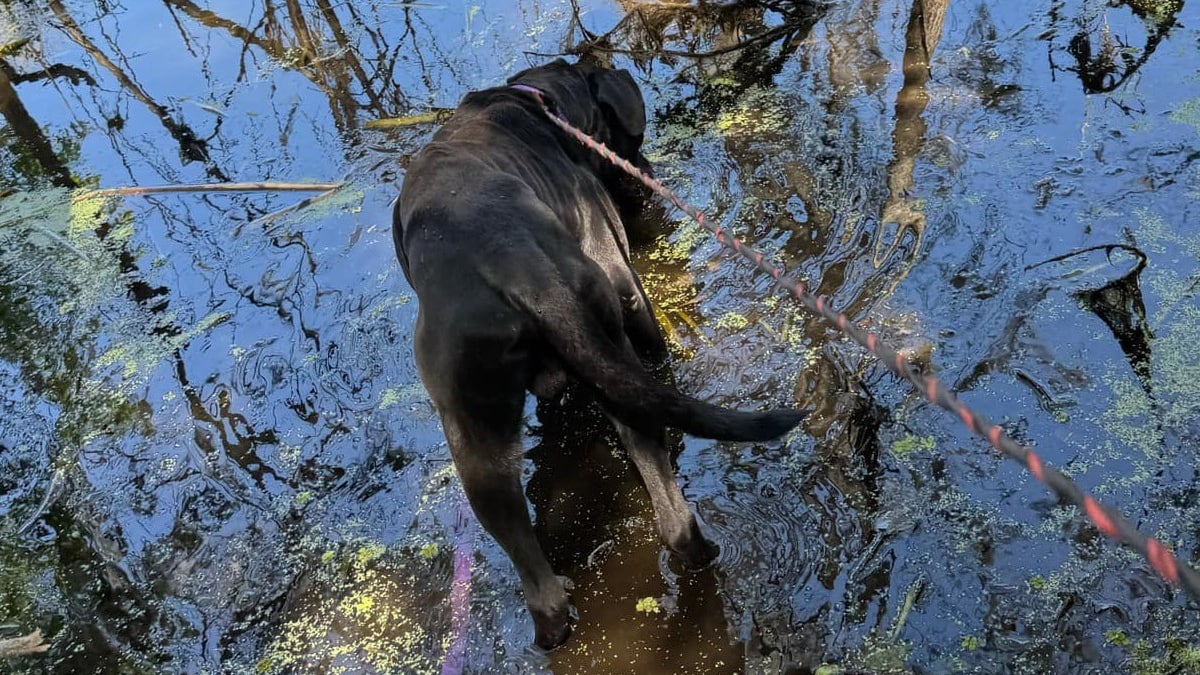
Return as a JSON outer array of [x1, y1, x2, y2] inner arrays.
[[392, 58, 805, 649]]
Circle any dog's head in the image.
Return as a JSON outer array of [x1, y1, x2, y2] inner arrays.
[[507, 58, 649, 172]]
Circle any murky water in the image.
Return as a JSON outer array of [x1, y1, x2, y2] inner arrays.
[[1, 0, 1198, 672]]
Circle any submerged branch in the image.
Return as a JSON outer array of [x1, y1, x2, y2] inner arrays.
[[541, 21, 798, 60], [0, 38, 30, 59], [0, 630, 49, 659], [73, 182, 345, 202], [364, 109, 454, 129], [1024, 243, 1148, 271], [244, 184, 345, 230]]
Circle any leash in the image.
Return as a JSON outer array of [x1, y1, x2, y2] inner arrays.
[[511, 83, 1200, 601]]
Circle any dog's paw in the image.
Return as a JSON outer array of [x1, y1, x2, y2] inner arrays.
[[675, 537, 719, 570], [529, 582, 575, 651], [531, 603, 574, 651], [667, 521, 719, 570]]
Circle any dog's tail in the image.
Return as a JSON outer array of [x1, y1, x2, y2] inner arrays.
[[512, 277, 806, 442]]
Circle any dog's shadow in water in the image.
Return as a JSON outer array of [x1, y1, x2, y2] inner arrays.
[[524, 388, 742, 673]]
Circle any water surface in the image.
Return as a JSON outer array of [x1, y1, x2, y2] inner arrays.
[[1, 0, 1198, 672]]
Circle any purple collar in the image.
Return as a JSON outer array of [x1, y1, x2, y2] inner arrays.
[[509, 83, 547, 106]]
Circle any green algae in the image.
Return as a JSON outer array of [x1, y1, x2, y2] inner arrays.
[[1124, 0, 1183, 21], [0, 538, 61, 644], [377, 382, 428, 411], [378, 387, 401, 409], [1130, 637, 1200, 675], [1167, 98, 1200, 134], [713, 311, 750, 331], [248, 465, 477, 675], [254, 539, 444, 675], [1093, 304, 1200, 466], [1131, 207, 1198, 258], [646, 218, 709, 263], [94, 311, 229, 381], [837, 633, 914, 674], [0, 189, 156, 447], [355, 542, 386, 565], [1105, 629, 1131, 647], [892, 434, 936, 458], [714, 86, 790, 138], [635, 596, 662, 614], [1075, 206, 1200, 492]]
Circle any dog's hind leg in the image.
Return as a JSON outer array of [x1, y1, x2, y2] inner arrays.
[[598, 334, 717, 568], [441, 411, 573, 650], [605, 413, 719, 569], [415, 318, 572, 650]]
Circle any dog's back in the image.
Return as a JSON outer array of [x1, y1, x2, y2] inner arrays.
[[395, 85, 802, 440]]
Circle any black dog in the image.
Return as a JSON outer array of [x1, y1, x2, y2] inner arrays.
[[392, 58, 805, 650]]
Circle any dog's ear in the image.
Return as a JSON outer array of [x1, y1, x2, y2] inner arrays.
[[588, 68, 646, 138]]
